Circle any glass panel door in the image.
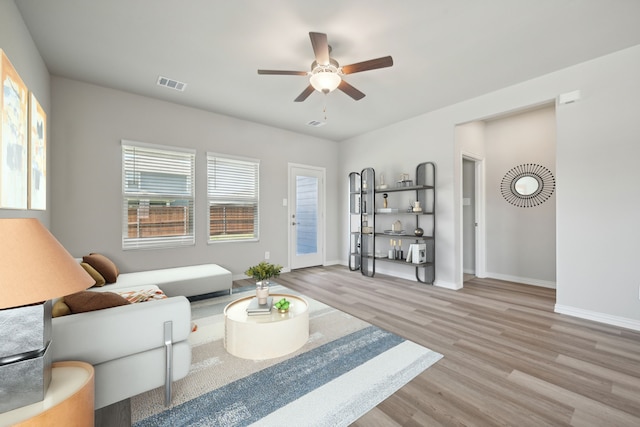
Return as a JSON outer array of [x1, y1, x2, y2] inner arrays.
[[289, 165, 324, 269]]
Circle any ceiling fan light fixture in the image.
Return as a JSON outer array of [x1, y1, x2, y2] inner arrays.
[[258, 32, 393, 102], [310, 71, 341, 94]]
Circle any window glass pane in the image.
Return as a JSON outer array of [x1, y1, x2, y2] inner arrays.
[[209, 204, 257, 240], [122, 141, 195, 250], [208, 153, 259, 242], [296, 175, 318, 255]]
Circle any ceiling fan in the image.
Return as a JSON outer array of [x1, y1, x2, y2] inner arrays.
[[258, 32, 393, 102]]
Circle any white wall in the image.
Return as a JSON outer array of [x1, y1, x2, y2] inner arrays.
[[554, 48, 640, 329], [50, 77, 339, 277], [0, 0, 51, 225], [484, 106, 556, 286], [339, 45, 640, 329]]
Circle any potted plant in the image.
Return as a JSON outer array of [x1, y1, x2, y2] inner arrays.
[[245, 261, 283, 305]]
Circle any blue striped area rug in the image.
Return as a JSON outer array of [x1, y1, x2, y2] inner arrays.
[[132, 286, 442, 427]]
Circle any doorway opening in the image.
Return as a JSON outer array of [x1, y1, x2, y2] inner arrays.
[[462, 154, 485, 283], [456, 103, 557, 290]]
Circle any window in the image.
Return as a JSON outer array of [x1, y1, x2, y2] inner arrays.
[[207, 153, 259, 242], [122, 140, 195, 250]]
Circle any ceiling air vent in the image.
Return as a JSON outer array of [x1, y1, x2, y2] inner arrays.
[[157, 76, 187, 92], [306, 120, 326, 127]]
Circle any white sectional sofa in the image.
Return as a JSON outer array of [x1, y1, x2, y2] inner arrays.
[[114, 263, 233, 297], [51, 261, 232, 410]]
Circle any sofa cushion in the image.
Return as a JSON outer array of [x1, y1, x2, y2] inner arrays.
[[80, 262, 107, 287], [64, 291, 130, 313], [113, 264, 232, 297], [83, 253, 119, 283], [52, 299, 71, 317]]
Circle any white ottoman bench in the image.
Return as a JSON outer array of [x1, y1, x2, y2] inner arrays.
[[113, 264, 232, 297]]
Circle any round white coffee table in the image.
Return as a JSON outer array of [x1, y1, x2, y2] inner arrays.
[[224, 293, 309, 360]]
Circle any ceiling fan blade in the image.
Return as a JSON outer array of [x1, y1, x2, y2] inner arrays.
[[338, 80, 365, 101], [341, 56, 394, 75], [309, 32, 330, 65], [294, 85, 315, 102], [258, 69, 308, 76]]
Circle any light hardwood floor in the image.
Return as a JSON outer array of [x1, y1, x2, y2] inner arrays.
[[236, 265, 640, 426]]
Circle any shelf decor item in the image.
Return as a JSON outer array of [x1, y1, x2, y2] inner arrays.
[[397, 173, 413, 188], [376, 173, 388, 190], [245, 261, 283, 305]]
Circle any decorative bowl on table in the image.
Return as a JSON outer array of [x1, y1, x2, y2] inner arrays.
[[274, 297, 290, 313]]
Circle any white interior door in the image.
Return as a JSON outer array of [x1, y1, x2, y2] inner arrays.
[[289, 164, 325, 269]]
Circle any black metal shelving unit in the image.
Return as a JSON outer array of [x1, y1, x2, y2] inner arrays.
[[359, 167, 376, 277], [350, 162, 435, 284], [348, 172, 361, 271]]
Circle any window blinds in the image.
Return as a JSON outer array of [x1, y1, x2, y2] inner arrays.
[[122, 141, 195, 250], [207, 153, 259, 242]]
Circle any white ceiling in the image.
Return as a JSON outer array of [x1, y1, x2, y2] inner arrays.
[[15, 0, 640, 142]]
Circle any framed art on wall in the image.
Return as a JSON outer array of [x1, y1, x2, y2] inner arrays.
[[29, 92, 46, 210], [0, 49, 29, 209]]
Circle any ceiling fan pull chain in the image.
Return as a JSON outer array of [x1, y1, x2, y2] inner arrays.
[[323, 94, 328, 121]]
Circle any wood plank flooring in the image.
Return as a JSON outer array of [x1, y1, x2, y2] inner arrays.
[[235, 266, 640, 426]]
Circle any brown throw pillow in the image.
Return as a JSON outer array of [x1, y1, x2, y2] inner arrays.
[[83, 253, 119, 283], [64, 291, 130, 314], [80, 262, 107, 287]]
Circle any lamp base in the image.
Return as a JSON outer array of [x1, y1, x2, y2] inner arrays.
[[0, 301, 53, 414], [0, 343, 52, 413]]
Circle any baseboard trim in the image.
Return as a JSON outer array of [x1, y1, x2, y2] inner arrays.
[[554, 304, 640, 332], [435, 281, 462, 291], [486, 272, 556, 289]]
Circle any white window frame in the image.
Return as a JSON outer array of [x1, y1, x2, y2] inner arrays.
[[122, 140, 196, 250], [207, 152, 260, 243]]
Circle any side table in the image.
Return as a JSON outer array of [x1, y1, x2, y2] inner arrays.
[[0, 361, 94, 427]]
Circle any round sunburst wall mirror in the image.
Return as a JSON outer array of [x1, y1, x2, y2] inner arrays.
[[500, 163, 555, 208]]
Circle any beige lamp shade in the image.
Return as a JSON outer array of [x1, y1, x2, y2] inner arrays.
[[0, 218, 94, 309]]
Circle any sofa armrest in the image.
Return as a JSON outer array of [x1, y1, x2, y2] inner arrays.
[[51, 296, 191, 365]]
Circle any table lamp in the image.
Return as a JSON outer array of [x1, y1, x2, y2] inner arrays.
[[0, 218, 94, 413]]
